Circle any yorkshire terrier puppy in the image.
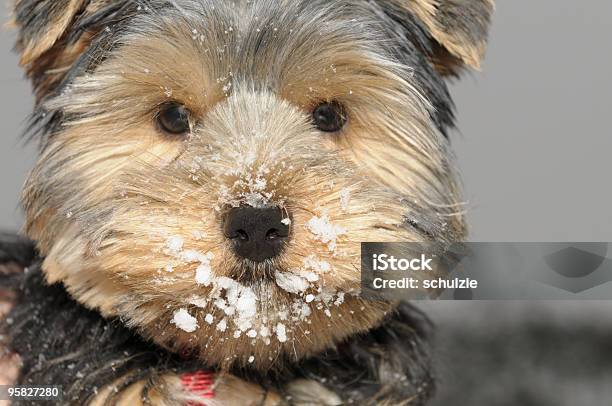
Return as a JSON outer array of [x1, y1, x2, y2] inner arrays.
[[1, 0, 493, 404]]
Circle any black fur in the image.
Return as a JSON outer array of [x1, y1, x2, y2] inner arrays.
[[373, 1, 457, 136], [1, 235, 433, 405], [0, 232, 36, 267], [290, 303, 435, 404], [2, 257, 193, 405]]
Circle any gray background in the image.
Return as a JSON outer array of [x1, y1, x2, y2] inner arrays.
[[451, 1, 612, 242], [0, 27, 35, 231], [1, 2, 612, 405]]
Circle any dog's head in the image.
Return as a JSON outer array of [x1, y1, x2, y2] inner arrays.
[[14, 0, 492, 369]]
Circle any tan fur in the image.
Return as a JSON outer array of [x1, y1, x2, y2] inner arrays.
[[12, 0, 109, 100], [14, 0, 82, 65], [91, 371, 290, 405], [400, 0, 495, 70]]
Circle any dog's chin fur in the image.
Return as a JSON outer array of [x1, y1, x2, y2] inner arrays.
[[7, 0, 493, 402]]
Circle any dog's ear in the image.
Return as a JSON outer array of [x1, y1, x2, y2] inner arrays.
[[11, 0, 131, 101], [390, 0, 495, 75]]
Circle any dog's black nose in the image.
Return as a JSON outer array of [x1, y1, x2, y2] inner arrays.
[[224, 206, 290, 262]]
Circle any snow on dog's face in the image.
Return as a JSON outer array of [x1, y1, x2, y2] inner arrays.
[[15, 0, 492, 369]]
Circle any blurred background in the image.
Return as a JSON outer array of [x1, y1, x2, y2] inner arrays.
[[427, 2, 612, 404], [1, 1, 612, 405]]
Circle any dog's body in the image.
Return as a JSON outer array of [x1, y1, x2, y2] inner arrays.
[[2, 251, 433, 405], [1, 1, 493, 404]]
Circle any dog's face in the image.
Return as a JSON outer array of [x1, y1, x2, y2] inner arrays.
[[14, 0, 492, 369]]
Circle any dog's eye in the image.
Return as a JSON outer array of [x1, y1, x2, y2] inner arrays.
[[157, 102, 191, 135], [312, 101, 347, 133]]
